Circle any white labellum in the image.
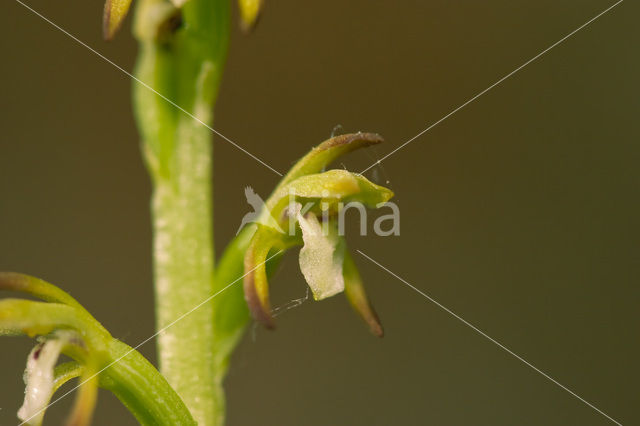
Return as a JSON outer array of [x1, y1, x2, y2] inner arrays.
[[296, 207, 345, 300], [18, 331, 75, 425]]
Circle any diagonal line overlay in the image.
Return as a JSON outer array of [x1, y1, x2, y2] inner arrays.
[[357, 249, 623, 425], [9, 0, 626, 424], [13, 0, 283, 177], [19, 250, 284, 426], [360, 0, 624, 175]]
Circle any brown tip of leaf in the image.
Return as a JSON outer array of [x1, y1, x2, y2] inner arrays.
[[320, 132, 384, 151], [102, 7, 112, 40], [0, 272, 28, 292], [366, 308, 384, 338], [243, 260, 275, 329]]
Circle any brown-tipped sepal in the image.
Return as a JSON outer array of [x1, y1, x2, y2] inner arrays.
[[279, 132, 384, 188], [103, 0, 133, 40], [243, 226, 280, 329], [343, 252, 384, 337], [65, 366, 98, 426]]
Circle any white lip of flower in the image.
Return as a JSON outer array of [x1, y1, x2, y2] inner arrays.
[[295, 203, 345, 301], [18, 330, 76, 425]]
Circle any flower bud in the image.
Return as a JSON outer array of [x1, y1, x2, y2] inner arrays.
[[103, 0, 133, 40], [239, 0, 263, 32]]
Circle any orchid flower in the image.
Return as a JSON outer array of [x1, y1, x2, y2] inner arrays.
[[0, 273, 195, 425], [242, 132, 393, 336]]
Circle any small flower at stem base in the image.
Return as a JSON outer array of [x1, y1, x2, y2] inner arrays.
[[18, 331, 95, 426]]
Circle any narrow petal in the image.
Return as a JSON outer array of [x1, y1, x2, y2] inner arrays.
[[282, 169, 360, 201], [53, 362, 84, 393], [349, 173, 394, 207], [0, 299, 106, 344], [0, 299, 78, 337], [243, 226, 280, 328], [343, 252, 384, 337], [65, 368, 98, 426], [266, 169, 393, 222]]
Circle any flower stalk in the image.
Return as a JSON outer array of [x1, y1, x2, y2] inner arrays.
[[132, 0, 231, 423], [3, 0, 395, 423]]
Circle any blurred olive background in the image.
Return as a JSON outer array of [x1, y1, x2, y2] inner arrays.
[[1, 0, 638, 424]]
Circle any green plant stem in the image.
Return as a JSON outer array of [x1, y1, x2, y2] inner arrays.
[[150, 122, 222, 425], [133, 0, 230, 424]]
